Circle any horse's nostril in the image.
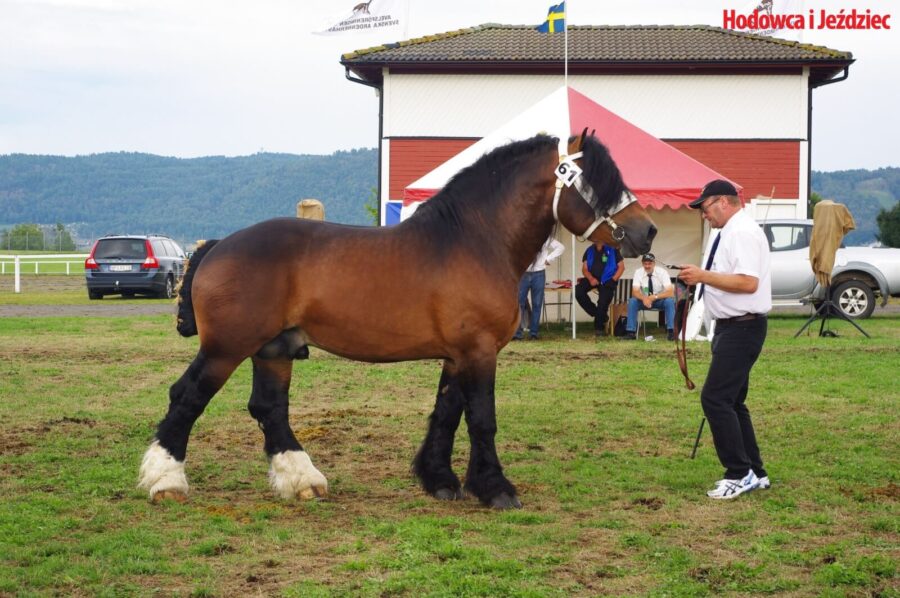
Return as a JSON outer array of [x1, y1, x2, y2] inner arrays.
[[647, 225, 658, 241]]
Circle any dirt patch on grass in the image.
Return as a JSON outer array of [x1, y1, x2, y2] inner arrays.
[[629, 496, 665, 510], [0, 432, 33, 456], [869, 482, 900, 501], [0, 417, 100, 456]]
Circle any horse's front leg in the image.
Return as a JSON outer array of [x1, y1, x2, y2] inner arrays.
[[248, 356, 328, 500], [460, 355, 521, 509], [413, 361, 465, 500]]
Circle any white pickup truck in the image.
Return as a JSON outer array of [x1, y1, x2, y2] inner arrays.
[[759, 219, 900, 319]]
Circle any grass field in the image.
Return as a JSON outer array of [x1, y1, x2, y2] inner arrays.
[[0, 272, 172, 305], [0, 252, 87, 277], [0, 287, 897, 596]]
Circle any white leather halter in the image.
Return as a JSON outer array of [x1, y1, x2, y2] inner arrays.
[[552, 150, 637, 242]]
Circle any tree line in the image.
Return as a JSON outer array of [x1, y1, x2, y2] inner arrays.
[[0, 149, 377, 249], [0, 151, 898, 248], [0, 223, 76, 251], [810, 167, 900, 246]]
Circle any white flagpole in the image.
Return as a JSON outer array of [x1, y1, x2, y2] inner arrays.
[[566, 3, 577, 339], [564, 2, 568, 87], [571, 233, 576, 339]]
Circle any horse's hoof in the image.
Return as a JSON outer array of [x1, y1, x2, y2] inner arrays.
[[151, 490, 188, 504], [434, 487, 464, 501], [299, 485, 327, 500], [490, 493, 522, 510]]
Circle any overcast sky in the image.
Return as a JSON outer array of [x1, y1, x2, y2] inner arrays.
[[0, 0, 896, 171]]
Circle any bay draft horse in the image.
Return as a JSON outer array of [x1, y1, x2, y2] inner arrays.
[[139, 132, 656, 509]]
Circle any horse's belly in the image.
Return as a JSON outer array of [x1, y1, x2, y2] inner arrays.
[[297, 306, 446, 363], [306, 327, 444, 363]]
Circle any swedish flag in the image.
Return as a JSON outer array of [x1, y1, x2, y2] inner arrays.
[[536, 2, 565, 33]]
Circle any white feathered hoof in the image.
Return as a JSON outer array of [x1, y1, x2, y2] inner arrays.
[[138, 440, 189, 503], [269, 450, 328, 500]]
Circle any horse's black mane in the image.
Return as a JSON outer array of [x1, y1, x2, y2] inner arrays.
[[405, 133, 628, 240], [411, 134, 558, 228], [577, 135, 628, 216]]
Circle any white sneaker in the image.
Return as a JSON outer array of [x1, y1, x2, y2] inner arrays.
[[757, 476, 771, 489], [707, 470, 760, 500]]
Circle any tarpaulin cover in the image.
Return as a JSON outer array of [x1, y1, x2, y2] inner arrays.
[[809, 200, 856, 288]]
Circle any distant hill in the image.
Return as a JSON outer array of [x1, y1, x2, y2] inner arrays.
[[0, 151, 896, 248], [0, 150, 377, 249], [811, 167, 900, 245]]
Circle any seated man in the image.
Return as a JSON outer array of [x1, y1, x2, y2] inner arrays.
[[626, 253, 676, 341], [575, 242, 623, 336]]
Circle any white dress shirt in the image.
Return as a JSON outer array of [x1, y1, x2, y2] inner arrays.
[[526, 237, 565, 272], [631, 265, 672, 296], [704, 209, 772, 319]]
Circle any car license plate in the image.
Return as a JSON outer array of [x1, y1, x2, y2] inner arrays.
[[109, 265, 132, 272]]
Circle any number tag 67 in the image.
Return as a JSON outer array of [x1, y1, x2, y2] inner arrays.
[[555, 159, 582, 187]]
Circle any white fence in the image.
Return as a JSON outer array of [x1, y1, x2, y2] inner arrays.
[[0, 254, 86, 293]]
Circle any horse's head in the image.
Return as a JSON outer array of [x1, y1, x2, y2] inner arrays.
[[553, 132, 656, 257]]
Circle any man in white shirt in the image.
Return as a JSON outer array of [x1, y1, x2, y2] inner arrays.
[[625, 253, 676, 341], [679, 179, 772, 500], [512, 236, 565, 340]]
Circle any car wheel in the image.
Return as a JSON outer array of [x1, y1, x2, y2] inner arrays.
[[88, 290, 103, 300], [832, 280, 875, 319], [159, 276, 175, 299]]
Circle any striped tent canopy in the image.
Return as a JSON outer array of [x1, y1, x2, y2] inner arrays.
[[401, 86, 740, 220]]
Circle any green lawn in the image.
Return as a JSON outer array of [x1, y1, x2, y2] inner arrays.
[[0, 271, 174, 305], [0, 308, 897, 596], [0, 251, 87, 276]]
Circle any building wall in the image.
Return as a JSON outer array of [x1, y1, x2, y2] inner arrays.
[[383, 73, 807, 139], [667, 140, 801, 201], [382, 71, 810, 214]]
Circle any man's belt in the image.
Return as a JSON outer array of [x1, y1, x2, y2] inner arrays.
[[716, 313, 766, 324]]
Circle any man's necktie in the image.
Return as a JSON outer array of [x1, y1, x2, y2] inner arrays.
[[648, 275, 654, 295], [697, 233, 721, 300]]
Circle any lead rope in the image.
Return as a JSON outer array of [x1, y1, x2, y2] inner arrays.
[[676, 286, 696, 390]]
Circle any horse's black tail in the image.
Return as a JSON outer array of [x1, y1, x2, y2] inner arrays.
[[176, 240, 219, 337]]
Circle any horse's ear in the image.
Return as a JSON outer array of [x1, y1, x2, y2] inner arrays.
[[579, 127, 589, 150]]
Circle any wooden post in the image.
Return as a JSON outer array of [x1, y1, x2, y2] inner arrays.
[[296, 199, 324, 221]]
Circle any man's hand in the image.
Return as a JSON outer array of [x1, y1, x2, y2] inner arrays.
[[678, 264, 705, 286], [643, 297, 653, 308], [679, 265, 758, 294]]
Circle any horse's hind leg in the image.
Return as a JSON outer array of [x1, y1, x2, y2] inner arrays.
[[248, 356, 327, 500], [139, 351, 239, 502], [413, 361, 465, 500]]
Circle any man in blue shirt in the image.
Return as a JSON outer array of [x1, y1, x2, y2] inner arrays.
[[575, 243, 624, 336]]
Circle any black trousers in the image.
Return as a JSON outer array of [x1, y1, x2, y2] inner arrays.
[[575, 279, 617, 331], [701, 317, 768, 480]]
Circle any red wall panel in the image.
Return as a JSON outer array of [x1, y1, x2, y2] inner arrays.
[[389, 139, 801, 202], [389, 138, 476, 200], [666, 141, 800, 200]]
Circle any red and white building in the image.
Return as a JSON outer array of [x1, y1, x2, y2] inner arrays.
[[341, 24, 853, 316]]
